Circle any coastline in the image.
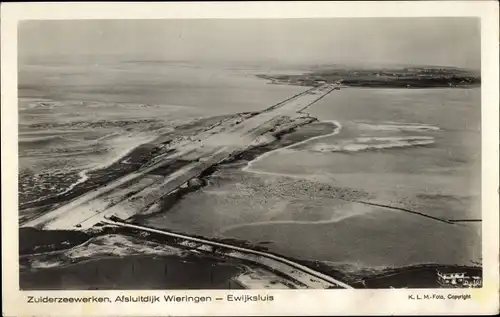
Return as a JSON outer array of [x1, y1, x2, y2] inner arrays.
[[130, 119, 340, 223], [242, 120, 342, 174], [58, 134, 158, 196], [18, 86, 482, 290], [19, 225, 482, 290]]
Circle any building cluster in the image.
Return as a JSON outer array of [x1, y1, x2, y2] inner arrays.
[[436, 269, 482, 288]]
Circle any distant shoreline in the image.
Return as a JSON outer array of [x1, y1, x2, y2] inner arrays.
[[257, 66, 480, 89]]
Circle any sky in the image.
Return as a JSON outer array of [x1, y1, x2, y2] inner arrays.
[[19, 18, 481, 69]]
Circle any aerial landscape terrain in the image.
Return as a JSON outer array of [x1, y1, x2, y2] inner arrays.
[[18, 19, 482, 290]]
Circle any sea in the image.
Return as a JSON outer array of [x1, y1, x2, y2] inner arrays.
[[19, 57, 481, 274], [18, 56, 304, 205]]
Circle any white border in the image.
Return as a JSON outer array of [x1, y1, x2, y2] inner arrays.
[[2, 2, 499, 316]]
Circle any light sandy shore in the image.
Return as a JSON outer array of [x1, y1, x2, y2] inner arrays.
[[22, 84, 338, 230]]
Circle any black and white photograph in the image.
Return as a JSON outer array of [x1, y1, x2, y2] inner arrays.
[[12, 15, 490, 294], [16, 17, 485, 291], [3, 2, 500, 315]]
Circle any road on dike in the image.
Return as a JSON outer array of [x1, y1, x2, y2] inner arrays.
[[22, 83, 338, 230], [21, 83, 353, 289]]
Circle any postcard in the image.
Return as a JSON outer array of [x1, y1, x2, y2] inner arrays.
[[1, 1, 498, 316]]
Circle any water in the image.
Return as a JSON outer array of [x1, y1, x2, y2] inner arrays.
[[142, 86, 482, 271], [250, 88, 481, 220], [19, 58, 482, 272], [18, 58, 304, 206], [21, 254, 244, 290]]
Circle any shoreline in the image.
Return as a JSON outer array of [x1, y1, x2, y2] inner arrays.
[[18, 113, 245, 214], [130, 119, 340, 223], [18, 87, 482, 289], [242, 120, 342, 174], [58, 134, 159, 196], [256, 66, 480, 89], [19, 226, 482, 289]]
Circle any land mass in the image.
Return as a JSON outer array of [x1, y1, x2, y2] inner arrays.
[[19, 226, 481, 290], [257, 66, 480, 88], [19, 82, 481, 290]]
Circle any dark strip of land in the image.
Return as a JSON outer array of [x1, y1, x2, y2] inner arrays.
[[353, 200, 455, 224], [258, 66, 480, 88]]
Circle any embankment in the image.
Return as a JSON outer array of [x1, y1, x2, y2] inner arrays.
[[131, 117, 339, 221]]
